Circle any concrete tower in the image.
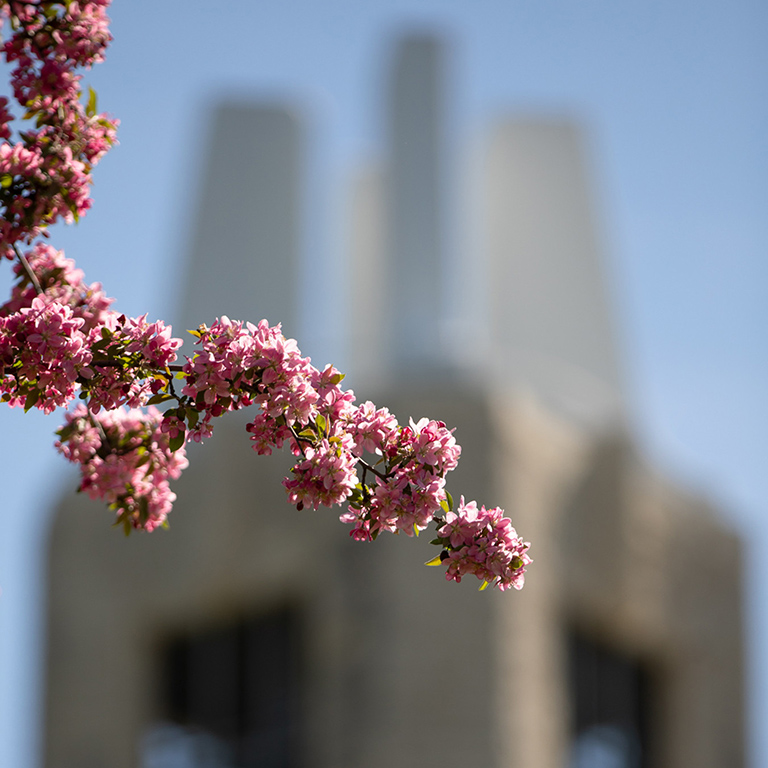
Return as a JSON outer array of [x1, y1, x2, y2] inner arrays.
[[482, 120, 624, 429], [177, 104, 301, 340], [386, 35, 446, 375]]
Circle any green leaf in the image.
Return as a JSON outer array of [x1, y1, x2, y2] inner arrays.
[[23, 388, 40, 412], [185, 408, 199, 429], [138, 496, 150, 525], [86, 86, 98, 118], [445, 491, 454, 511], [478, 580, 491, 592], [315, 413, 327, 436], [0, 174, 12, 188], [168, 431, 185, 453], [90, 338, 112, 352], [146, 393, 173, 405], [135, 451, 151, 468], [424, 555, 443, 567]]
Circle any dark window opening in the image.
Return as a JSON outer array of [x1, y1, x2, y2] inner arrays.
[[568, 630, 653, 768], [143, 606, 303, 768]]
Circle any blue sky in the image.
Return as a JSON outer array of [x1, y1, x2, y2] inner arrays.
[[1, 1, 767, 765]]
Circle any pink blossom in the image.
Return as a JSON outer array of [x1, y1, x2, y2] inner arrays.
[[435, 497, 532, 590], [56, 403, 188, 532], [0, 295, 91, 412]]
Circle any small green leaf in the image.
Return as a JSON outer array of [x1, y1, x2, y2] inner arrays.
[[478, 580, 491, 592], [413, 524, 420, 537], [86, 86, 98, 118], [316, 413, 327, 435], [424, 555, 443, 567], [146, 393, 173, 405], [445, 491, 454, 511], [0, 174, 13, 188], [23, 388, 40, 412], [168, 431, 185, 452]]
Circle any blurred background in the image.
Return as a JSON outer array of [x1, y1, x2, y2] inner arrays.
[[1, 1, 766, 766]]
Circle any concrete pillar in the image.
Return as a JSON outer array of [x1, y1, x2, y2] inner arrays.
[[177, 104, 301, 341], [483, 120, 625, 429]]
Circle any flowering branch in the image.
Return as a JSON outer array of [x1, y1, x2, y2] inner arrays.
[[0, 0, 530, 591]]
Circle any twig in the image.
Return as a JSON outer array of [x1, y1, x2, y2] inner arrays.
[[12, 243, 43, 296], [357, 458, 390, 482], [287, 422, 308, 459]]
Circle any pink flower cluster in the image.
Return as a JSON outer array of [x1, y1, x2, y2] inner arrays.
[[181, 316, 319, 441], [0, 242, 182, 415], [83, 313, 182, 413], [0, 294, 91, 412], [433, 498, 532, 591], [0, 0, 117, 255], [56, 403, 189, 532], [167, 314, 530, 589], [339, 414, 461, 539], [2, 0, 111, 71]]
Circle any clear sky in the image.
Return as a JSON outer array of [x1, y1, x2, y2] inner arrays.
[[1, 1, 767, 765]]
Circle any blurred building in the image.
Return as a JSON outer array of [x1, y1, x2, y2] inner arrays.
[[43, 35, 744, 768]]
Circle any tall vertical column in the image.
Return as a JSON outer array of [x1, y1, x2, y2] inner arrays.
[[386, 35, 446, 375], [177, 104, 301, 341], [347, 164, 386, 385], [483, 119, 625, 429]]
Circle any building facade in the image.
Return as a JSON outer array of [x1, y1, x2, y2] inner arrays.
[[44, 35, 744, 768]]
